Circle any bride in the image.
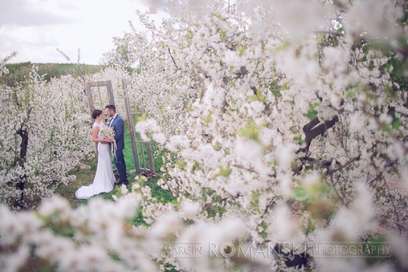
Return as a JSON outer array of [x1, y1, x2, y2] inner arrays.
[[75, 109, 116, 199]]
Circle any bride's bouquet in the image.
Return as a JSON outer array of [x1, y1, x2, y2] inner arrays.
[[99, 127, 115, 141], [99, 127, 117, 156]]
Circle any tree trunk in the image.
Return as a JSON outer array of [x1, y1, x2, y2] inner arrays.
[[299, 116, 339, 153], [15, 128, 28, 208]]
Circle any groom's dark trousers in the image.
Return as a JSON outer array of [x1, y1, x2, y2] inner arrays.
[[110, 115, 128, 185]]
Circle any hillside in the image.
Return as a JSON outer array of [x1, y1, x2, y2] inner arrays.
[[2, 62, 104, 86]]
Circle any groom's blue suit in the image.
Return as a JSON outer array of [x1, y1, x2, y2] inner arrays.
[[109, 114, 128, 185]]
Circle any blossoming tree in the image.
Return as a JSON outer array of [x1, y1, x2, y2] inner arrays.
[[0, 64, 93, 209]]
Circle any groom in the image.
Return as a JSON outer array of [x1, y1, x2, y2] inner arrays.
[[104, 105, 128, 188]]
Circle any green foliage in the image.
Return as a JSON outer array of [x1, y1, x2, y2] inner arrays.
[[124, 125, 136, 173], [317, 31, 341, 48], [250, 190, 261, 213], [37, 213, 76, 238], [237, 45, 246, 56], [305, 102, 320, 120], [153, 146, 166, 173], [212, 142, 223, 151], [381, 114, 402, 133], [257, 220, 268, 240], [275, 40, 290, 52], [345, 85, 359, 99], [163, 263, 179, 272], [293, 133, 304, 145], [206, 204, 226, 218], [219, 29, 227, 41], [391, 116, 401, 130], [293, 181, 332, 203], [2, 62, 103, 86], [132, 114, 165, 173], [385, 52, 408, 91], [363, 234, 389, 265], [249, 88, 267, 102], [146, 176, 177, 204], [129, 208, 150, 227], [191, 161, 201, 173], [293, 186, 308, 202], [367, 39, 408, 91], [217, 166, 232, 177], [201, 187, 227, 218], [185, 30, 193, 41], [202, 112, 213, 126], [37, 263, 57, 272], [305, 217, 316, 234], [56, 160, 96, 207], [136, 113, 148, 123], [176, 159, 187, 170], [292, 180, 338, 224], [239, 120, 260, 141], [268, 80, 285, 98], [108, 252, 121, 262]]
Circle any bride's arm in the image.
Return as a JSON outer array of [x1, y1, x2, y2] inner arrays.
[[90, 127, 101, 143]]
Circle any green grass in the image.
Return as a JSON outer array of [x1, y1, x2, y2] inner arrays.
[[56, 159, 97, 207], [145, 176, 177, 204], [129, 208, 149, 227], [56, 162, 132, 208], [57, 124, 174, 207], [47, 122, 178, 270], [57, 125, 136, 207], [123, 125, 136, 172]]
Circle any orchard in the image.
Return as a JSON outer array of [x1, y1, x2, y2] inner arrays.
[[1, 1, 408, 271]]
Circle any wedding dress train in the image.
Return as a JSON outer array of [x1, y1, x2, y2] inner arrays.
[[75, 123, 116, 199]]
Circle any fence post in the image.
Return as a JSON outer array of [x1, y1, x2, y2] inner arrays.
[[106, 80, 115, 105], [85, 83, 98, 154], [146, 142, 155, 172], [85, 83, 95, 114], [122, 79, 141, 173]]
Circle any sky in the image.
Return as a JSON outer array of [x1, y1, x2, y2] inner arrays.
[[0, 0, 148, 64]]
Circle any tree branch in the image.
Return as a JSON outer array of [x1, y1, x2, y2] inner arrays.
[[298, 115, 339, 154], [167, 47, 179, 70]]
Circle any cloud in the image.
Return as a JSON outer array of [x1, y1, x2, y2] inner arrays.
[[0, 0, 72, 26], [0, 0, 148, 64]]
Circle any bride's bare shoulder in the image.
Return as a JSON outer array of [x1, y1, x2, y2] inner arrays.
[[92, 122, 102, 129]]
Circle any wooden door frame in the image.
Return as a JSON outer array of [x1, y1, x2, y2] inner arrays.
[[85, 80, 115, 112], [121, 79, 141, 173], [84, 80, 154, 175]]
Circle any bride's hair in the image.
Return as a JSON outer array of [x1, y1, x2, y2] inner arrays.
[[91, 109, 102, 120]]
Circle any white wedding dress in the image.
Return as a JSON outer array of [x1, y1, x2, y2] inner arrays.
[[75, 122, 116, 199]]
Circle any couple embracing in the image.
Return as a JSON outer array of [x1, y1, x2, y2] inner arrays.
[[75, 105, 128, 199]]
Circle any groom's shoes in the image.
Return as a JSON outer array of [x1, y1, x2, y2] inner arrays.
[[120, 184, 129, 194]]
